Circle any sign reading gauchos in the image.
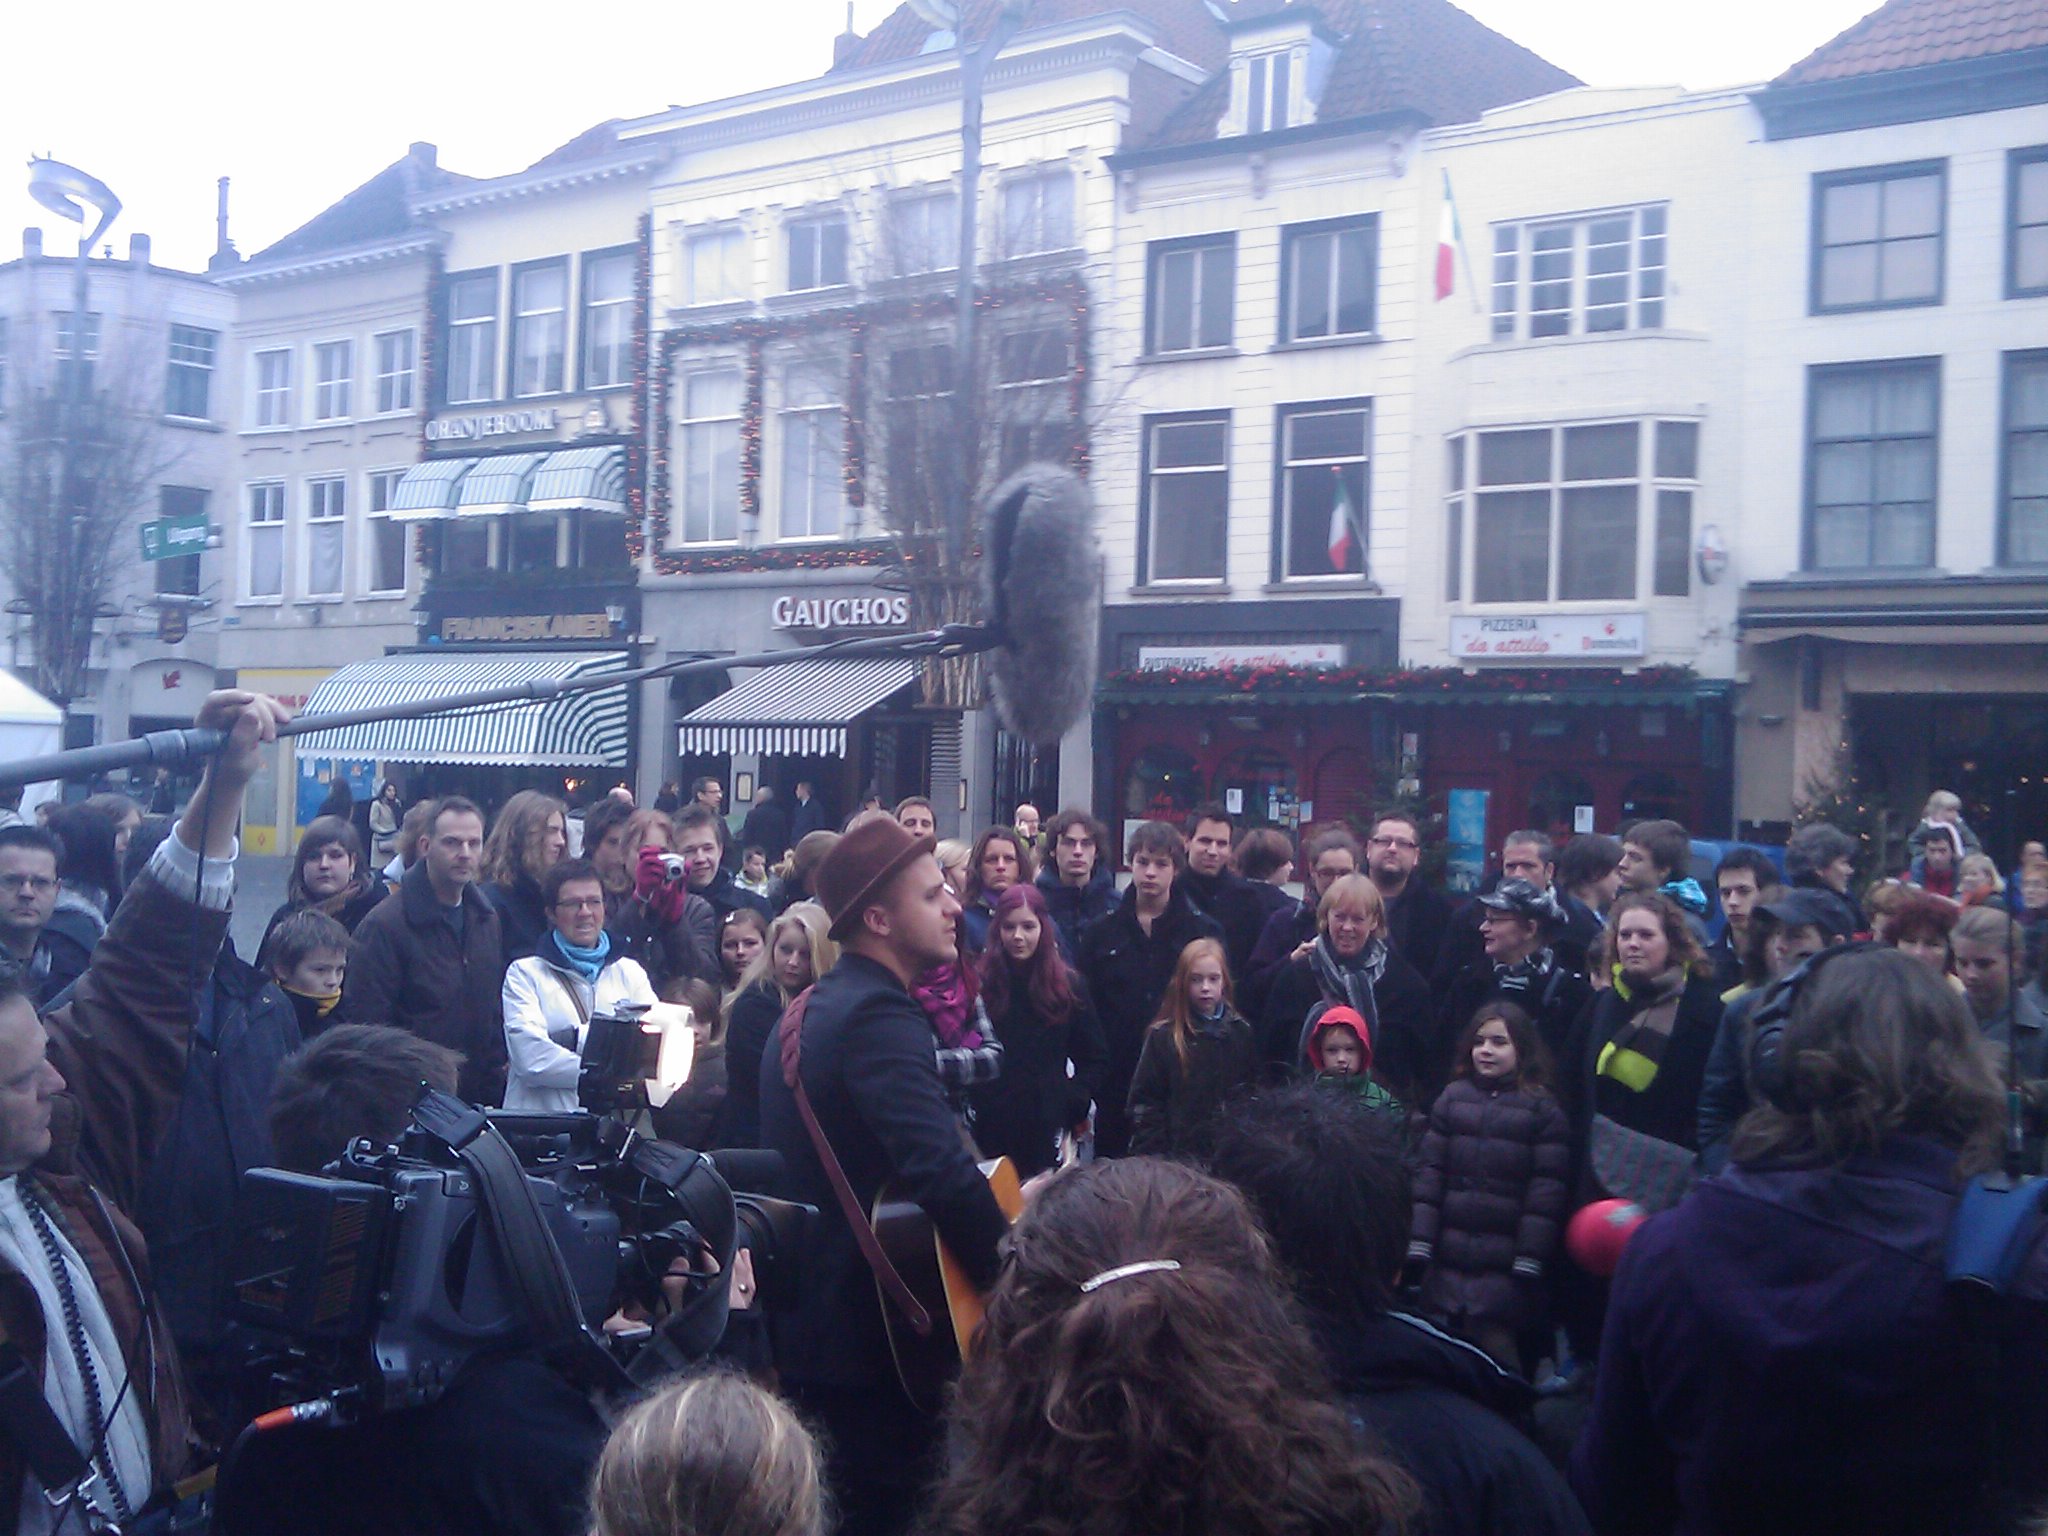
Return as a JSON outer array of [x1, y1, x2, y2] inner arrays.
[[771, 594, 910, 631]]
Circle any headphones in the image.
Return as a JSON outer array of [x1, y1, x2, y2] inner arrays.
[[1745, 940, 1884, 1109]]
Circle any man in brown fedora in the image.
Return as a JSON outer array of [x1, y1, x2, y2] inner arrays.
[[758, 816, 1008, 1536]]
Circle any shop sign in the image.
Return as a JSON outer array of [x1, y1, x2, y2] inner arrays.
[[1135, 643, 1345, 671], [439, 613, 614, 643], [139, 511, 210, 562], [237, 668, 333, 712], [1448, 612, 1646, 661], [130, 659, 214, 713], [425, 407, 559, 443], [770, 593, 910, 631]]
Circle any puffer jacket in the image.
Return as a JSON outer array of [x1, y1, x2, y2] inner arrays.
[[1410, 1076, 1571, 1330]]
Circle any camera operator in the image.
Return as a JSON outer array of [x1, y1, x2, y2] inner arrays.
[[216, 1023, 615, 1536], [1, 688, 286, 1533]]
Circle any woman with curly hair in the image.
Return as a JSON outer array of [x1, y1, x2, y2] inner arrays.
[[478, 789, 568, 964], [925, 1157, 1416, 1536]]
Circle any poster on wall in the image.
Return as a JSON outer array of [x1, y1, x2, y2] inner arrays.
[[297, 757, 378, 829], [1445, 789, 1491, 894]]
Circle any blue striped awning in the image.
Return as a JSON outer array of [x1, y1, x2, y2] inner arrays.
[[386, 458, 477, 522], [529, 446, 628, 515], [455, 452, 549, 518], [293, 651, 632, 767], [678, 656, 917, 757]]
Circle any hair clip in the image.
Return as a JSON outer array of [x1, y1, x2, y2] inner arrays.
[[1079, 1259, 1182, 1293]]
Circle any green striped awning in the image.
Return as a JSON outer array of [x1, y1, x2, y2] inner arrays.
[[454, 452, 549, 518], [293, 651, 632, 767], [386, 459, 477, 522], [529, 446, 628, 515]]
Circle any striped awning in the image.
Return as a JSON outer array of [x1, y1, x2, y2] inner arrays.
[[529, 446, 628, 515], [386, 459, 477, 522], [293, 651, 632, 767], [678, 656, 917, 757], [455, 452, 549, 518]]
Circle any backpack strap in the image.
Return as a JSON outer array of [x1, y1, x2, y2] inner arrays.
[[1945, 1172, 2048, 1529], [777, 988, 934, 1337]]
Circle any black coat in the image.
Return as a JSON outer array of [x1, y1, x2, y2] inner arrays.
[[1383, 879, 1455, 981], [1434, 898, 1591, 997], [1076, 885, 1223, 1157], [1199, 872, 1296, 980], [1323, 1313, 1591, 1536], [739, 800, 791, 863], [1562, 972, 1724, 1155], [1033, 865, 1119, 961], [29, 912, 96, 1010], [255, 883, 386, 965], [968, 977, 1108, 1177], [695, 865, 771, 925], [606, 889, 720, 994], [1257, 948, 1434, 1102], [789, 794, 829, 842], [1437, 955, 1593, 1086], [758, 954, 1009, 1394], [338, 864, 507, 1104], [482, 876, 550, 967], [1127, 1009, 1259, 1157], [1412, 1077, 1571, 1329], [1241, 898, 1317, 1022], [717, 980, 787, 1148]]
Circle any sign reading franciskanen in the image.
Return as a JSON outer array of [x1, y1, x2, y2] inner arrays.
[[1449, 613, 1647, 661]]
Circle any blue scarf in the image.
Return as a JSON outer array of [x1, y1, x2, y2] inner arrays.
[[1660, 876, 1709, 917], [546, 927, 612, 983]]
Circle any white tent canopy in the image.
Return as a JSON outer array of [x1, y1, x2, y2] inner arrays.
[[0, 672, 64, 818]]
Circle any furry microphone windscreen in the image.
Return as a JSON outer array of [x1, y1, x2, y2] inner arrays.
[[981, 463, 1101, 748]]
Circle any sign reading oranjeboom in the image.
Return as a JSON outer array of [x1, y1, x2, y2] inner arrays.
[[425, 408, 559, 443], [1449, 612, 1646, 661]]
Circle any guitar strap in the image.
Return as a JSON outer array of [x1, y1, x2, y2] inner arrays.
[[778, 988, 935, 1338]]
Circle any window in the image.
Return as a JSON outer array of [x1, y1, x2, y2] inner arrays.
[[678, 369, 742, 544], [1806, 360, 1938, 570], [1147, 237, 1234, 354], [1000, 172, 1074, 256], [245, 482, 285, 598], [312, 340, 352, 420], [786, 215, 849, 292], [778, 365, 843, 540], [1447, 418, 1701, 603], [2001, 351, 2048, 565], [1244, 51, 1292, 134], [1491, 207, 1666, 340], [55, 311, 100, 396], [1281, 217, 1377, 342], [1812, 162, 1944, 313], [511, 262, 567, 398], [253, 348, 291, 428], [889, 191, 958, 275], [166, 325, 216, 419], [1277, 403, 1369, 580], [507, 513, 560, 572], [1141, 415, 1229, 583], [2012, 148, 2048, 299], [366, 470, 409, 593], [305, 478, 346, 597], [684, 226, 748, 305], [155, 486, 205, 597], [445, 272, 497, 405], [374, 329, 416, 413], [995, 327, 1077, 476], [582, 250, 634, 389], [884, 344, 953, 531], [440, 519, 490, 575]]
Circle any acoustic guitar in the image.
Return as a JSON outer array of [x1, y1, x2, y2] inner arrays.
[[871, 1157, 1025, 1416]]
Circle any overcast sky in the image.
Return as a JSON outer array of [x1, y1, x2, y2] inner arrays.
[[6, 0, 1879, 273]]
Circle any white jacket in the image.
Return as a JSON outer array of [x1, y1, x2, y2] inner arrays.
[[502, 951, 657, 1112]]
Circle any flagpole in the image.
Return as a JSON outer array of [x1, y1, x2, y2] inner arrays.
[[1442, 168, 1483, 316]]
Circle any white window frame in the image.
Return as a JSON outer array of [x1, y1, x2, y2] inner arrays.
[[445, 273, 498, 405], [1276, 402, 1371, 582], [676, 367, 743, 546], [999, 171, 1075, 257], [244, 481, 287, 601], [993, 325, 1075, 478], [166, 324, 217, 420], [303, 477, 347, 599], [888, 189, 958, 275], [1245, 51, 1293, 134], [581, 250, 634, 390], [365, 468, 410, 596], [511, 261, 568, 399], [1490, 205, 1668, 342], [53, 311, 100, 397], [1281, 217, 1378, 343], [786, 214, 850, 293], [1805, 361, 1938, 572], [252, 348, 292, 429], [1140, 415, 1230, 585], [373, 329, 416, 414], [1147, 237, 1235, 354], [682, 225, 749, 306], [312, 340, 353, 421], [776, 364, 844, 542]]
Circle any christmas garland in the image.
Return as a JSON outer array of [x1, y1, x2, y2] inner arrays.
[[625, 213, 652, 563], [1102, 663, 1702, 695], [654, 542, 896, 575]]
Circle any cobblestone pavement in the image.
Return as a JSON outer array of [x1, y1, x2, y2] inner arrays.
[[228, 854, 291, 961]]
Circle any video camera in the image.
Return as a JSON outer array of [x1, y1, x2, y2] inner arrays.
[[225, 1007, 811, 1420]]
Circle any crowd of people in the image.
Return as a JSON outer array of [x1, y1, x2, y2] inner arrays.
[[4, 693, 2048, 1536]]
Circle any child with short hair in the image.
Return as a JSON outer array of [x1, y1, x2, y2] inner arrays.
[[1406, 1001, 1570, 1374], [1127, 938, 1258, 1156], [263, 908, 352, 1037], [737, 844, 772, 897], [1304, 1004, 1403, 1118]]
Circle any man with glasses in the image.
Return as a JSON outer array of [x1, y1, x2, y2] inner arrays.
[[0, 826, 90, 1008], [1366, 813, 1453, 982]]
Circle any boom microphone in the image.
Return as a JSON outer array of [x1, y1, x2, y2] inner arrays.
[[980, 462, 1101, 749]]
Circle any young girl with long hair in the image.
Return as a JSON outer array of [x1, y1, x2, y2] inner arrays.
[[925, 1158, 1415, 1536], [1407, 1001, 1570, 1374], [969, 882, 1107, 1175], [1126, 938, 1259, 1157], [717, 904, 837, 1148]]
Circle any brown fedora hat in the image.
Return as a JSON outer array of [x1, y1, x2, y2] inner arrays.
[[815, 815, 936, 941]]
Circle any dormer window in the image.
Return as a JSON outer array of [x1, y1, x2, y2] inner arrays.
[[1247, 51, 1291, 134], [1219, 13, 1336, 138]]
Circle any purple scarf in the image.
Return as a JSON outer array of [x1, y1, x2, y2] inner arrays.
[[912, 964, 982, 1050]]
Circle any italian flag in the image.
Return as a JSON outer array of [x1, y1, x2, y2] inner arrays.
[[1327, 469, 1360, 572], [1436, 168, 1463, 302]]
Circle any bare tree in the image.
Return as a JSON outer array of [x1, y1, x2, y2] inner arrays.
[[0, 306, 186, 713]]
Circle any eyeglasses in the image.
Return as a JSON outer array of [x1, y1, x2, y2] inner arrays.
[[1368, 836, 1418, 851], [0, 875, 57, 895], [554, 896, 606, 912]]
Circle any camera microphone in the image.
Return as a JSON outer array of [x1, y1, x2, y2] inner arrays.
[[980, 462, 1102, 749]]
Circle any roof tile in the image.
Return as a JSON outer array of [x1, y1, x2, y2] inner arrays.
[[1774, 0, 2048, 85]]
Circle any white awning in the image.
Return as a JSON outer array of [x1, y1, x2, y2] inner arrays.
[[386, 459, 477, 522], [454, 452, 550, 518], [678, 656, 917, 757], [529, 446, 628, 515], [294, 651, 632, 767]]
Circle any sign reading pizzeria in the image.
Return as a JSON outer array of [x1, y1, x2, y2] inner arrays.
[[771, 594, 911, 631], [1448, 612, 1647, 661]]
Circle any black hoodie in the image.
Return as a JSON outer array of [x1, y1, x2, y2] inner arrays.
[[1322, 1311, 1590, 1536]]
